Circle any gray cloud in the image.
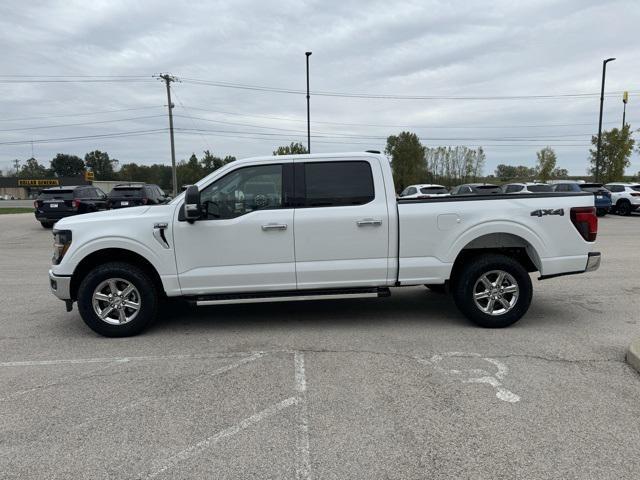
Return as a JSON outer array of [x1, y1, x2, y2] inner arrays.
[[0, 0, 638, 176]]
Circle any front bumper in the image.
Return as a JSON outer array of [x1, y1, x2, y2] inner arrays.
[[49, 269, 72, 300]]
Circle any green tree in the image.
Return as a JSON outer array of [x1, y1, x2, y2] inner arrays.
[[385, 131, 426, 192], [273, 142, 308, 155], [50, 153, 84, 177], [17, 157, 48, 178], [84, 150, 118, 179], [589, 125, 635, 182], [536, 147, 557, 182], [494, 164, 535, 181], [200, 150, 235, 172], [551, 167, 568, 179]]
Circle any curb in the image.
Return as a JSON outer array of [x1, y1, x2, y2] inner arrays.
[[626, 337, 640, 374]]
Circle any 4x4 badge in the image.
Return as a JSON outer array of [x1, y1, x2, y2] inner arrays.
[[530, 208, 564, 217]]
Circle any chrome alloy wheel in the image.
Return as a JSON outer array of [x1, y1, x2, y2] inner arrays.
[[92, 278, 141, 325], [472, 270, 519, 316]]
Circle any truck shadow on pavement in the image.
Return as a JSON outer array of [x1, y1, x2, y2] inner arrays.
[[150, 287, 469, 334]]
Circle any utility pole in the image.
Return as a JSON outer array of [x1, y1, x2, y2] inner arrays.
[[13, 159, 20, 176], [622, 91, 628, 129], [155, 73, 179, 196], [595, 57, 615, 182], [305, 52, 312, 153]]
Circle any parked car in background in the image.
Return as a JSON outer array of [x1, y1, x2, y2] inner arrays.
[[604, 182, 640, 216], [34, 185, 108, 228], [502, 183, 553, 194], [107, 183, 169, 209], [399, 184, 450, 199], [450, 183, 502, 195], [549, 181, 583, 193], [578, 183, 612, 217], [549, 181, 611, 216]]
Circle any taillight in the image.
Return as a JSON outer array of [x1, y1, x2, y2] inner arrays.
[[570, 207, 597, 242], [72, 199, 80, 209], [631, 193, 640, 197]]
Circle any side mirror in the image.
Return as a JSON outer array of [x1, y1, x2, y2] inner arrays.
[[183, 185, 201, 221]]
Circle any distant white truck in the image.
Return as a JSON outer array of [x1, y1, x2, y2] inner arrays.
[[48, 152, 601, 337]]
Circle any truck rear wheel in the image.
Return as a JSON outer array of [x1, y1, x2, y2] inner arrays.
[[77, 262, 158, 337], [452, 254, 532, 328]]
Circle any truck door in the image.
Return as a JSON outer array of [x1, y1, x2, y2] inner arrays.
[[173, 161, 296, 295], [293, 158, 390, 289]]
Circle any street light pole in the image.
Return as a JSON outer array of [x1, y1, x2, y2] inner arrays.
[[305, 51, 312, 154], [622, 91, 628, 130], [595, 57, 615, 182]]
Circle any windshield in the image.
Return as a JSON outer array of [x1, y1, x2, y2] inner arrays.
[[420, 187, 448, 194], [631, 185, 640, 192], [527, 185, 552, 192], [109, 187, 144, 197], [39, 189, 73, 200], [475, 185, 501, 192]]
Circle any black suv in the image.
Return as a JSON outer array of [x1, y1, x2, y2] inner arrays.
[[107, 183, 169, 209], [34, 185, 108, 228]]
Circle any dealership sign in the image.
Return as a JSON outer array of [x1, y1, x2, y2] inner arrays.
[[17, 179, 60, 187]]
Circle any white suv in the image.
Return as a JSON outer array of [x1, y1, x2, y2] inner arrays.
[[399, 184, 449, 198], [604, 182, 640, 216]]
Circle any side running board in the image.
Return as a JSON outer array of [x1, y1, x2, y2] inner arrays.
[[191, 287, 391, 307]]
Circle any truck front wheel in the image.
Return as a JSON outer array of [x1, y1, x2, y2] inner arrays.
[[452, 254, 532, 328], [77, 262, 158, 337]]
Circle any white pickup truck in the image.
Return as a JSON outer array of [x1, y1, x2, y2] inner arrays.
[[48, 152, 601, 337]]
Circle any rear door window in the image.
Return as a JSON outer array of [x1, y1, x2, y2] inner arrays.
[[40, 189, 73, 200], [302, 161, 374, 207]]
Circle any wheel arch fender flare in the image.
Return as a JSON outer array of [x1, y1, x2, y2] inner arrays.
[[445, 221, 547, 273]]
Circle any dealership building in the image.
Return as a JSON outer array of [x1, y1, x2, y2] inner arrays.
[[0, 176, 90, 199]]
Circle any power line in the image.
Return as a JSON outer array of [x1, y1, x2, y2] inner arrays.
[[0, 114, 166, 132], [182, 105, 629, 130], [181, 77, 636, 101], [0, 106, 162, 123], [0, 129, 167, 146]]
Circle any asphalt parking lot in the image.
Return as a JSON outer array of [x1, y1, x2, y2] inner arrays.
[[1, 212, 639, 479]]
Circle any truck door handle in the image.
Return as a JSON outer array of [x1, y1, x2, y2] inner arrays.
[[357, 218, 383, 226], [261, 223, 288, 231]]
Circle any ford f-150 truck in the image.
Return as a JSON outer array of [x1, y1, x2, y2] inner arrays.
[[48, 152, 601, 337]]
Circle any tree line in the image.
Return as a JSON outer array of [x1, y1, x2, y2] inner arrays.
[[386, 125, 639, 191], [4, 125, 638, 192], [3, 142, 313, 191]]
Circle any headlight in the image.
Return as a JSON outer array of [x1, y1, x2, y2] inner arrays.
[[52, 230, 72, 265]]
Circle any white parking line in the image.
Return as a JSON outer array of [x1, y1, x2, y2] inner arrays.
[[0, 352, 259, 368], [69, 353, 266, 431], [143, 396, 300, 479], [294, 351, 311, 480]]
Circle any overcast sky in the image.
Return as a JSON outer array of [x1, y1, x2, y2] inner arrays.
[[1, 0, 639, 177]]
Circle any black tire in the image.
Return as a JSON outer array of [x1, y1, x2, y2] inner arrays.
[[40, 221, 54, 229], [596, 208, 607, 217], [451, 254, 532, 328], [617, 200, 632, 216], [77, 261, 158, 337], [425, 284, 447, 294]]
